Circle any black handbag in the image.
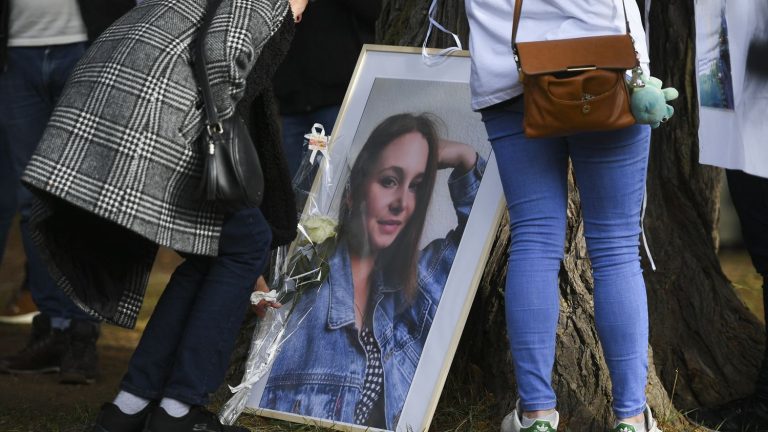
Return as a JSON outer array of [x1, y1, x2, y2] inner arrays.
[[194, 0, 264, 210]]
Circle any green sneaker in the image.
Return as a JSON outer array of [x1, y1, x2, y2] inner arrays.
[[612, 405, 662, 432], [612, 424, 637, 432], [521, 420, 558, 432], [501, 400, 559, 432]]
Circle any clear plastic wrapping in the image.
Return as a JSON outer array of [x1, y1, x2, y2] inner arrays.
[[219, 123, 339, 425]]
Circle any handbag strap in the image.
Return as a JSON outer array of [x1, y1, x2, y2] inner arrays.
[[511, 0, 633, 67], [195, 0, 226, 137]]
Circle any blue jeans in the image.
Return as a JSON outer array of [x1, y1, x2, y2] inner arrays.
[[121, 207, 272, 405], [0, 43, 94, 324], [481, 99, 651, 419], [280, 105, 340, 178]]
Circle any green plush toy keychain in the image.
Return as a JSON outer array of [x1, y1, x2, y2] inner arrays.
[[629, 71, 679, 128]]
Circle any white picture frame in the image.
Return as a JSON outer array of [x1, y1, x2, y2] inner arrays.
[[243, 45, 505, 432]]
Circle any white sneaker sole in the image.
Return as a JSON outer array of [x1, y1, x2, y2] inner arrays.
[[0, 311, 39, 325]]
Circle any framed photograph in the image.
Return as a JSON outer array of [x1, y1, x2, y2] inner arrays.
[[695, 0, 735, 109], [243, 45, 504, 432]]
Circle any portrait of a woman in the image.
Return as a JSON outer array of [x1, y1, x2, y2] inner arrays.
[[257, 113, 486, 429]]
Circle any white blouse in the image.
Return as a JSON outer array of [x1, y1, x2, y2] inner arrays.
[[8, 0, 88, 47]]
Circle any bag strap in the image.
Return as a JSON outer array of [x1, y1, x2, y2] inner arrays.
[[511, 0, 633, 69], [195, 0, 226, 137]]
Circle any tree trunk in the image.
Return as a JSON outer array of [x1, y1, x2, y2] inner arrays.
[[375, 0, 765, 429], [377, 0, 469, 50]]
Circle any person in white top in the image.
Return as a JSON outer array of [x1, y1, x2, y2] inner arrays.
[[465, 1, 660, 431]]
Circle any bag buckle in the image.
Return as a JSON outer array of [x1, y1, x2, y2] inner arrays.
[[566, 65, 597, 72], [207, 122, 224, 136]]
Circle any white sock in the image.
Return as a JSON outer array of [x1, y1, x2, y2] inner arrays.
[[160, 397, 191, 417], [113, 391, 150, 415], [50, 317, 71, 330], [521, 410, 558, 428]]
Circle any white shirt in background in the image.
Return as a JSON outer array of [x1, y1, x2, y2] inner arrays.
[[8, 0, 88, 47]]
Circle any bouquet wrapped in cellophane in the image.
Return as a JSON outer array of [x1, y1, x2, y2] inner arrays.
[[220, 123, 342, 424]]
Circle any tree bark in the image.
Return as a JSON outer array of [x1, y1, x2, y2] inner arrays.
[[377, 0, 469, 49]]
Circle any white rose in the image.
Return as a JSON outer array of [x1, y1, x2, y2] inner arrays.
[[299, 215, 337, 245]]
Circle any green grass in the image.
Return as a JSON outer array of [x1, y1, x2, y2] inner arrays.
[[223, 376, 498, 432]]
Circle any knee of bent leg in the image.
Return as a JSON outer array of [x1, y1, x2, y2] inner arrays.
[[218, 209, 273, 266], [241, 215, 273, 268], [585, 235, 642, 279]]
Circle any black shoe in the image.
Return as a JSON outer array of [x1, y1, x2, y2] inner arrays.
[[689, 395, 768, 432], [89, 402, 153, 432], [144, 406, 248, 432], [1, 313, 66, 374], [60, 320, 100, 384]]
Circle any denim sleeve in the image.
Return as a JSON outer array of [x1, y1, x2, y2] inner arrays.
[[417, 155, 487, 304]]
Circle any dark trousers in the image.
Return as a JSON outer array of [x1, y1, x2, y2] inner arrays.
[[727, 169, 768, 277], [727, 169, 768, 397], [120, 207, 272, 405], [0, 43, 94, 323]]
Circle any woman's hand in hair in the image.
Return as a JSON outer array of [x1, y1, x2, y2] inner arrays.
[[289, 0, 308, 23], [251, 276, 282, 319], [437, 139, 478, 175]]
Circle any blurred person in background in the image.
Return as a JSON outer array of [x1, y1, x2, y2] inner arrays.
[[693, 3, 768, 429], [0, 0, 134, 384], [275, 0, 381, 178], [19, 0, 306, 429]]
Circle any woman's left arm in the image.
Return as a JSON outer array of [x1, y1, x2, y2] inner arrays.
[[437, 139, 485, 228], [207, 0, 293, 120], [437, 139, 478, 175], [417, 142, 486, 301]]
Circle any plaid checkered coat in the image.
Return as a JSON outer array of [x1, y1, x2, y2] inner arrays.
[[21, 0, 292, 328]]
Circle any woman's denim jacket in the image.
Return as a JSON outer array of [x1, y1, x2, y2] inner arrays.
[[260, 157, 486, 429]]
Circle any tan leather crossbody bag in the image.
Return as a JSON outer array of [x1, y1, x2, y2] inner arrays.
[[512, 0, 642, 138]]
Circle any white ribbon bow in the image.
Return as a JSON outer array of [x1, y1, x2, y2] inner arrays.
[[421, 0, 463, 66]]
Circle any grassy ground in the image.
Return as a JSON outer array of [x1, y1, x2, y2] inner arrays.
[[721, 248, 765, 323], [0, 219, 762, 431]]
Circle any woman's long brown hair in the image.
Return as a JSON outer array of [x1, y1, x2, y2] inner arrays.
[[338, 113, 440, 302]]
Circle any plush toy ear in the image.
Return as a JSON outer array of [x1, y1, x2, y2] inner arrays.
[[662, 87, 679, 101], [647, 76, 663, 88]]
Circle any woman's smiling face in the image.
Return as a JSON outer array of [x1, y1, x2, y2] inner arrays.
[[362, 131, 429, 252]]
